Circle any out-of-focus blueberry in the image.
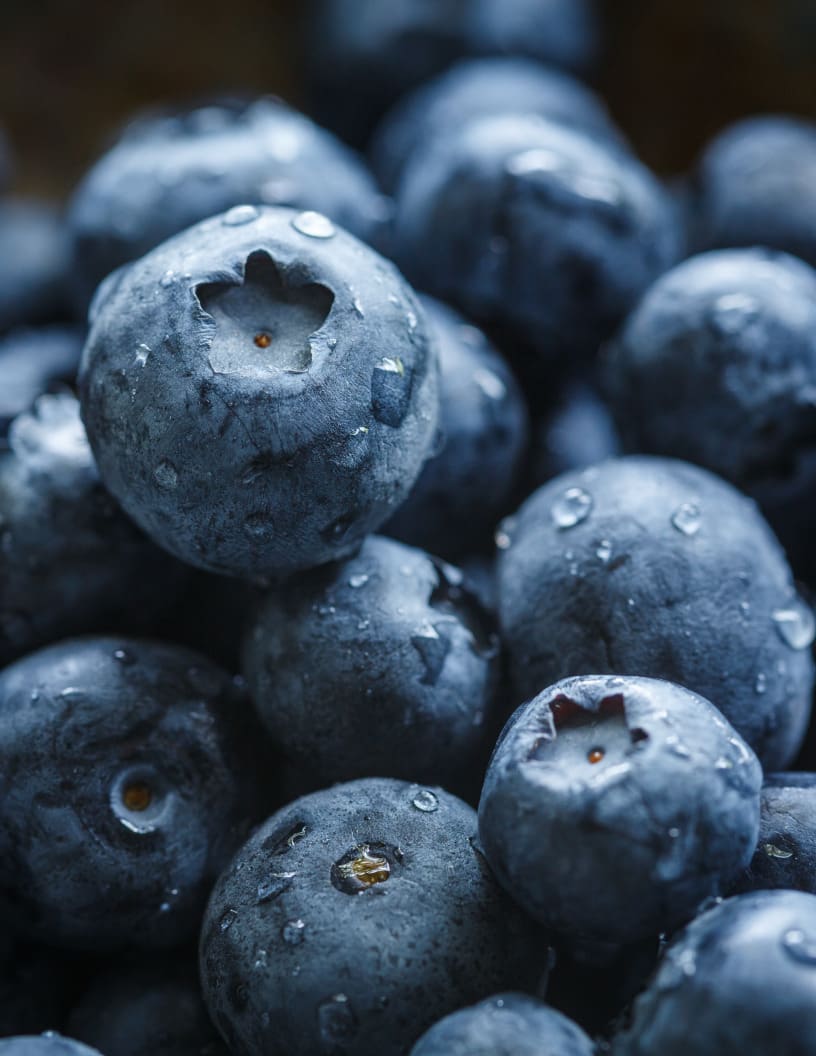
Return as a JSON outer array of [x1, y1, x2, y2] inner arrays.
[[0, 326, 83, 436], [385, 297, 529, 558], [497, 456, 814, 770], [529, 382, 621, 488], [305, 0, 601, 145], [68, 97, 390, 309], [479, 675, 762, 943], [0, 1038, 101, 1056], [0, 200, 72, 332], [606, 248, 816, 584], [371, 56, 621, 193], [200, 777, 548, 1056], [0, 393, 186, 666], [691, 115, 816, 267], [80, 205, 438, 579], [613, 890, 816, 1055], [394, 115, 680, 368], [409, 993, 593, 1056], [0, 636, 268, 950]]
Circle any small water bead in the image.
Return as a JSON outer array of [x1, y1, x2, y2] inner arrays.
[[772, 602, 816, 650], [473, 368, 506, 400], [764, 843, 793, 860], [412, 789, 439, 813], [755, 672, 767, 695], [153, 460, 178, 489], [782, 928, 816, 965], [671, 502, 702, 536], [352, 298, 365, 318], [113, 648, 135, 666], [710, 292, 760, 336], [495, 516, 517, 550], [348, 573, 369, 589], [134, 344, 150, 367], [291, 211, 336, 239], [596, 539, 612, 563], [282, 919, 306, 946], [551, 487, 593, 529], [222, 204, 260, 226]]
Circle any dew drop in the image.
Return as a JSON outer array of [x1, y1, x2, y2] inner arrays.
[[495, 516, 517, 550], [113, 648, 135, 666], [551, 487, 593, 529], [219, 908, 238, 932], [257, 872, 296, 904], [134, 343, 150, 367], [755, 672, 767, 695], [596, 539, 612, 563], [348, 573, 369, 589], [153, 460, 178, 489], [412, 789, 439, 813], [160, 270, 176, 288], [282, 919, 306, 946], [671, 502, 702, 536], [222, 204, 260, 226], [473, 368, 506, 400], [772, 602, 816, 650], [291, 211, 335, 239], [764, 843, 793, 860], [782, 928, 816, 965]]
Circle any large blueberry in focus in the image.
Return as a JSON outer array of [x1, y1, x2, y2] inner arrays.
[[0, 200, 72, 332], [394, 114, 680, 368], [306, 0, 601, 145], [691, 115, 816, 267], [612, 891, 816, 1056], [68, 98, 389, 308], [79, 205, 438, 578], [409, 993, 593, 1056], [0, 393, 185, 666], [371, 56, 621, 193], [497, 456, 814, 770], [385, 297, 529, 557], [606, 248, 816, 584], [0, 637, 267, 950], [479, 675, 761, 944], [243, 536, 500, 800], [732, 774, 816, 896], [0, 326, 83, 436], [199, 777, 548, 1056], [69, 958, 228, 1056]]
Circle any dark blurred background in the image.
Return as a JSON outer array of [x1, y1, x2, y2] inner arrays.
[[3, 0, 816, 196]]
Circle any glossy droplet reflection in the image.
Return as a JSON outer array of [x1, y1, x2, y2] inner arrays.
[[551, 487, 593, 529]]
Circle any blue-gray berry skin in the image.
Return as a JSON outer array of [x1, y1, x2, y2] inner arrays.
[[691, 115, 816, 267], [69, 958, 228, 1056], [371, 56, 621, 193], [243, 536, 501, 800], [607, 248, 816, 584], [497, 456, 814, 770], [0, 326, 84, 436], [479, 675, 762, 945], [0, 637, 268, 951], [68, 98, 389, 309], [0, 393, 186, 666], [199, 778, 548, 1056], [79, 205, 438, 579], [0, 200, 72, 332], [394, 114, 680, 367], [409, 993, 593, 1056], [306, 0, 601, 146], [732, 774, 816, 896], [613, 891, 816, 1056], [0, 1038, 101, 1056], [385, 297, 529, 558]]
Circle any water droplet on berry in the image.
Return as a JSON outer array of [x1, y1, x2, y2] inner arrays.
[[153, 461, 178, 489], [291, 211, 335, 239], [412, 789, 439, 813], [222, 204, 260, 226], [282, 919, 306, 945], [671, 502, 701, 536], [783, 928, 816, 965], [764, 843, 793, 860], [551, 487, 593, 529], [772, 602, 816, 650]]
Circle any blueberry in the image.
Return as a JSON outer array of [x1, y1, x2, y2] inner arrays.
[[605, 248, 816, 582], [731, 774, 816, 895], [384, 297, 529, 558], [242, 535, 500, 800], [497, 456, 814, 769], [0, 326, 83, 436], [0, 199, 72, 332], [0, 942, 78, 1037], [0, 1038, 101, 1056], [199, 777, 548, 1056], [613, 890, 816, 1056], [529, 382, 621, 487], [479, 674, 761, 944], [306, 0, 601, 145], [393, 114, 680, 367], [0, 393, 185, 666], [79, 205, 438, 579], [409, 993, 593, 1056], [68, 97, 389, 309], [371, 56, 621, 194], [69, 957, 228, 1056], [0, 636, 267, 949], [691, 115, 816, 267]]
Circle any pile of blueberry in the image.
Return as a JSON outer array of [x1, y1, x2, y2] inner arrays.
[[4, 2, 816, 1054]]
